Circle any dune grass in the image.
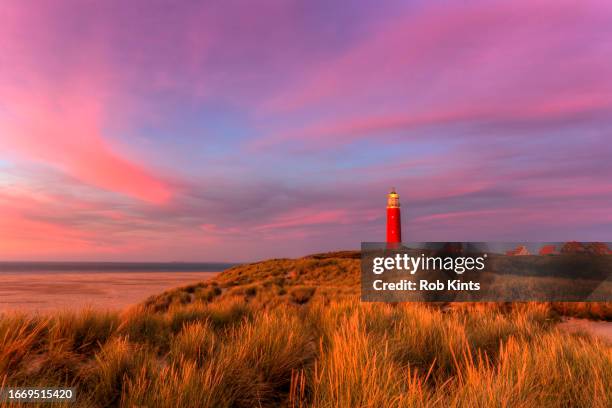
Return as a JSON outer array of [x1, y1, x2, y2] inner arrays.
[[0, 251, 610, 407]]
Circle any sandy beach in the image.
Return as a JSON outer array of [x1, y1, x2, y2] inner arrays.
[[558, 317, 612, 344], [0, 271, 218, 313]]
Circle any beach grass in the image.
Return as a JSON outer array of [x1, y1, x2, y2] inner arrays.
[[0, 251, 610, 407]]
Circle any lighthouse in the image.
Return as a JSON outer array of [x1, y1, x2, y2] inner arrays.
[[386, 188, 402, 245]]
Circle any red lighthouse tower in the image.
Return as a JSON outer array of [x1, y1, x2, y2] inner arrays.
[[386, 188, 402, 246]]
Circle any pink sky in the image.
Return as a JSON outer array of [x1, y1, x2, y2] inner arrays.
[[1, 0, 611, 261]]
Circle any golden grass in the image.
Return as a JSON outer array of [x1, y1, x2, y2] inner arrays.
[[0, 251, 610, 407]]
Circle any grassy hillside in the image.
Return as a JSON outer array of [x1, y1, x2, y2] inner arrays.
[[0, 252, 611, 407], [143, 251, 361, 312]]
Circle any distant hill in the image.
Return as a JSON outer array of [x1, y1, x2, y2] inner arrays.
[[143, 251, 361, 312]]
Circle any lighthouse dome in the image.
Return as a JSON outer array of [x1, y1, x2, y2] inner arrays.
[[387, 188, 400, 208]]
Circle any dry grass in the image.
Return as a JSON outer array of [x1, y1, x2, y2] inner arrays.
[[0, 252, 610, 407], [550, 302, 612, 321]]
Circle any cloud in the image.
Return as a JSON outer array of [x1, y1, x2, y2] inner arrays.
[[257, 0, 612, 149], [0, 90, 171, 204], [1, 0, 611, 260], [0, 2, 173, 204], [253, 207, 379, 232]]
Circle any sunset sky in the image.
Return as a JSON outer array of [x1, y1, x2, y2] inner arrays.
[[1, 0, 611, 261]]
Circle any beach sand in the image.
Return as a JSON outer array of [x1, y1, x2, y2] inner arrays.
[[0, 271, 218, 313], [558, 317, 612, 344]]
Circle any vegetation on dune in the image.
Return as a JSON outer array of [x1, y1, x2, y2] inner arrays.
[[0, 251, 610, 407], [550, 301, 612, 321]]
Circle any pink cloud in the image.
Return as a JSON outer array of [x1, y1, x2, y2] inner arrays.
[[0, 2, 177, 204], [257, 0, 612, 148], [257, 93, 612, 149], [254, 209, 349, 231], [0, 91, 171, 204], [0, 181, 181, 260], [0, 202, 96, 259], [413, 206, 612, 229]]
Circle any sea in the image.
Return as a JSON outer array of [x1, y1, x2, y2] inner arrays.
[[0, 262, 236, 273], [0, 262, 238, 313]]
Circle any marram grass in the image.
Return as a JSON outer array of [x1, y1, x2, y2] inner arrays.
[[0, 252, 610, 407]]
